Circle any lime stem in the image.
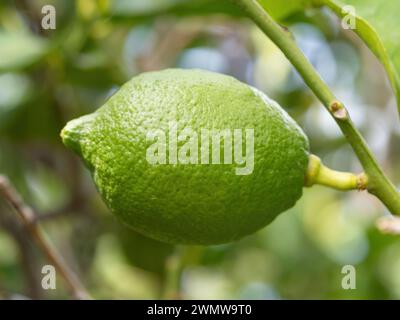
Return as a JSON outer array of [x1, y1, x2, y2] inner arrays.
[[232, 0, 400, 215], [305, 155, 367, 191]]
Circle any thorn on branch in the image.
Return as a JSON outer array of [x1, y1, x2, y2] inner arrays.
[[278, 23, 294, 39]]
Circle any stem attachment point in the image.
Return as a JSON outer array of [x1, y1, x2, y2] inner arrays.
[[305, 154, 367, 191]]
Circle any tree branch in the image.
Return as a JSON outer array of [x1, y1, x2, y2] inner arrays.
[[0, 209, 43, 299], [0, 175, 91, 300], [232, 0, 400, 215]]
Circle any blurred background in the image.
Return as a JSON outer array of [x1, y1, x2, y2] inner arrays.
[[0, 0, 400, 299]]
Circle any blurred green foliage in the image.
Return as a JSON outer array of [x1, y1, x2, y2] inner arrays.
[[0, 0, 399, 299]]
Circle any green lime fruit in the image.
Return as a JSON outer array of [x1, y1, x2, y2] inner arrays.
[[61, 69, 309, 245]]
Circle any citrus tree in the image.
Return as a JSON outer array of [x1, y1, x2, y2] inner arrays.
[[0, 0, 400, 299]]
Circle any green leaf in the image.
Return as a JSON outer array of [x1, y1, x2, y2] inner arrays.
[[110, 0, 243, 20], [0, 31, 49, 72], [110, 0, 309, 21], [259, 0, 313, 20], [317, 0, 400, 114]]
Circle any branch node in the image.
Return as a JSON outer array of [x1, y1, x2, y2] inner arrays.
[[356, 173, 368, 191], [329, 100, 348, 120]]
